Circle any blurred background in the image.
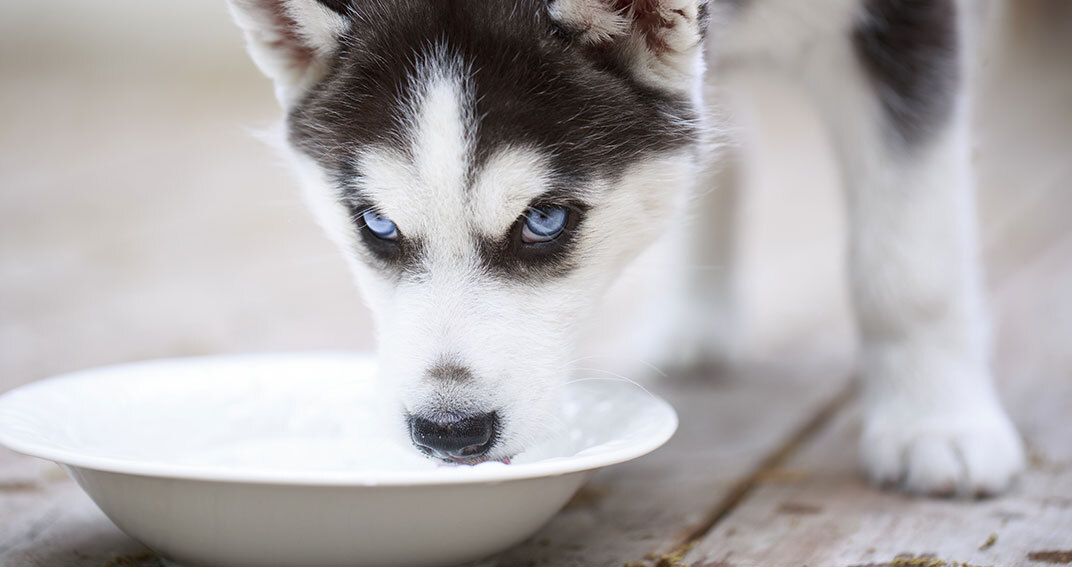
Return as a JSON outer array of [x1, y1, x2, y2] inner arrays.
[[1, 0, 1070, 393]]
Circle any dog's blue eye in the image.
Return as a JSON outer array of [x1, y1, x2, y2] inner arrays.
[[521, 205, 569, 243], [363, 209, 398, 240]]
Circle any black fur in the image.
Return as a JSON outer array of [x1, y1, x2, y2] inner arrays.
[[853, 0, 960, 146], [314, 0, 349, 16], [291, 1, 698, 176], [289, 1, 699, 278]]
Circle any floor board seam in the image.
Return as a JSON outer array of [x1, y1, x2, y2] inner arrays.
[[638, 379, 856, 566]]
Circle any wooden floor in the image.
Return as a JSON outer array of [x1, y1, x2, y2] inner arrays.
[[2, 1, 1071, 566]]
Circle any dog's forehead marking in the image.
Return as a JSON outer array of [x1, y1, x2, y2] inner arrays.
[[358, 62, 474, 252], [358, 55, 559, 251], [410, 74, 472, 215], [470, 147, 554, 237]]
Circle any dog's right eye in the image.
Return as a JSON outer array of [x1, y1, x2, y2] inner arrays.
[[521, 205, 569, 244], [362, 209, 399, 241]]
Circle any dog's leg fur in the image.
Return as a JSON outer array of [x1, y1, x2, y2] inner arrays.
[[682, 150, 742, 369], [636, 143, 741, 373], [829, 85, 1025, 497], [824, 1, 1023, 497], [710, 0, 1023, 495]]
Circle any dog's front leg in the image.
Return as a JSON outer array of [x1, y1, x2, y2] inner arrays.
[[798, 3, 1025, 496], [844, 118, 1024, 497]]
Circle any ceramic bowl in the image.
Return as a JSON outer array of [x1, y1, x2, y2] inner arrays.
[[0, 353, 676, 567]]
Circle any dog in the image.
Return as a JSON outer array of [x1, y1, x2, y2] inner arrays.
[[227, 0, 1024, 497]]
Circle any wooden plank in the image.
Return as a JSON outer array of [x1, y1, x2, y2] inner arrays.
[[680, 404, 1072, 567], [0, 452, 154, 567], [0, 451, 153, 566]]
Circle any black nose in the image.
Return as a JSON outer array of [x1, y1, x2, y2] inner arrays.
[[409, 412, 498, 460]]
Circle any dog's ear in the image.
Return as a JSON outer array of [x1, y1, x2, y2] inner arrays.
[[228, 0, 348, 106], [549, 0, 709, 90]]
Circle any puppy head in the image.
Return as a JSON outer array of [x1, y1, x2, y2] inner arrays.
[[229, 0, 709, 462]]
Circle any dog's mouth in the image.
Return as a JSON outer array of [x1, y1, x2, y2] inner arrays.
[[415, 440, 514, 466], [434, 455, 513, 467]]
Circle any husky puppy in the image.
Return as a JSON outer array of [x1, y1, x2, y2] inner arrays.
[[228, 0, 1024, 496]]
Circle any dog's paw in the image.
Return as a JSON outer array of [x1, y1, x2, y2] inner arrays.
[[860, 405, 1025, 497]]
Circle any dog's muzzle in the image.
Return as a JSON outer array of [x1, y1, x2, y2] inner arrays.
[[408, 412, 498, 462]]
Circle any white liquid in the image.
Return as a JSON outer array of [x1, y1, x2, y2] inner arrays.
[[1, 354, 662, 478]]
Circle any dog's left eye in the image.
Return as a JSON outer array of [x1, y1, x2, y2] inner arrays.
[[363, 209, 399, 240], [521, 205, 569, 244]]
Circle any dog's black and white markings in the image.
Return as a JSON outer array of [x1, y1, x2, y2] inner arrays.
[[287, 1, 700, 280], [853, 0, 959, 147], [229, 0, 1025, 493], [291, 2, 699, 177]]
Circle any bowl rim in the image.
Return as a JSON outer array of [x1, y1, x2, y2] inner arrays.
[[0, 352, 678, 486]]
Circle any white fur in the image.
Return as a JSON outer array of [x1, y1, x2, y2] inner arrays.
[[227, 0, 346, 105], [470, 148, 558, 237], [284, 0, 346, 56], [548, 0, 631, 44], [625, 0, 708, 91], [549, 0, 708, 95]]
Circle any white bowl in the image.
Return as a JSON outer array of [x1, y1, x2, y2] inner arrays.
[[0, 353, 677, 567]]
